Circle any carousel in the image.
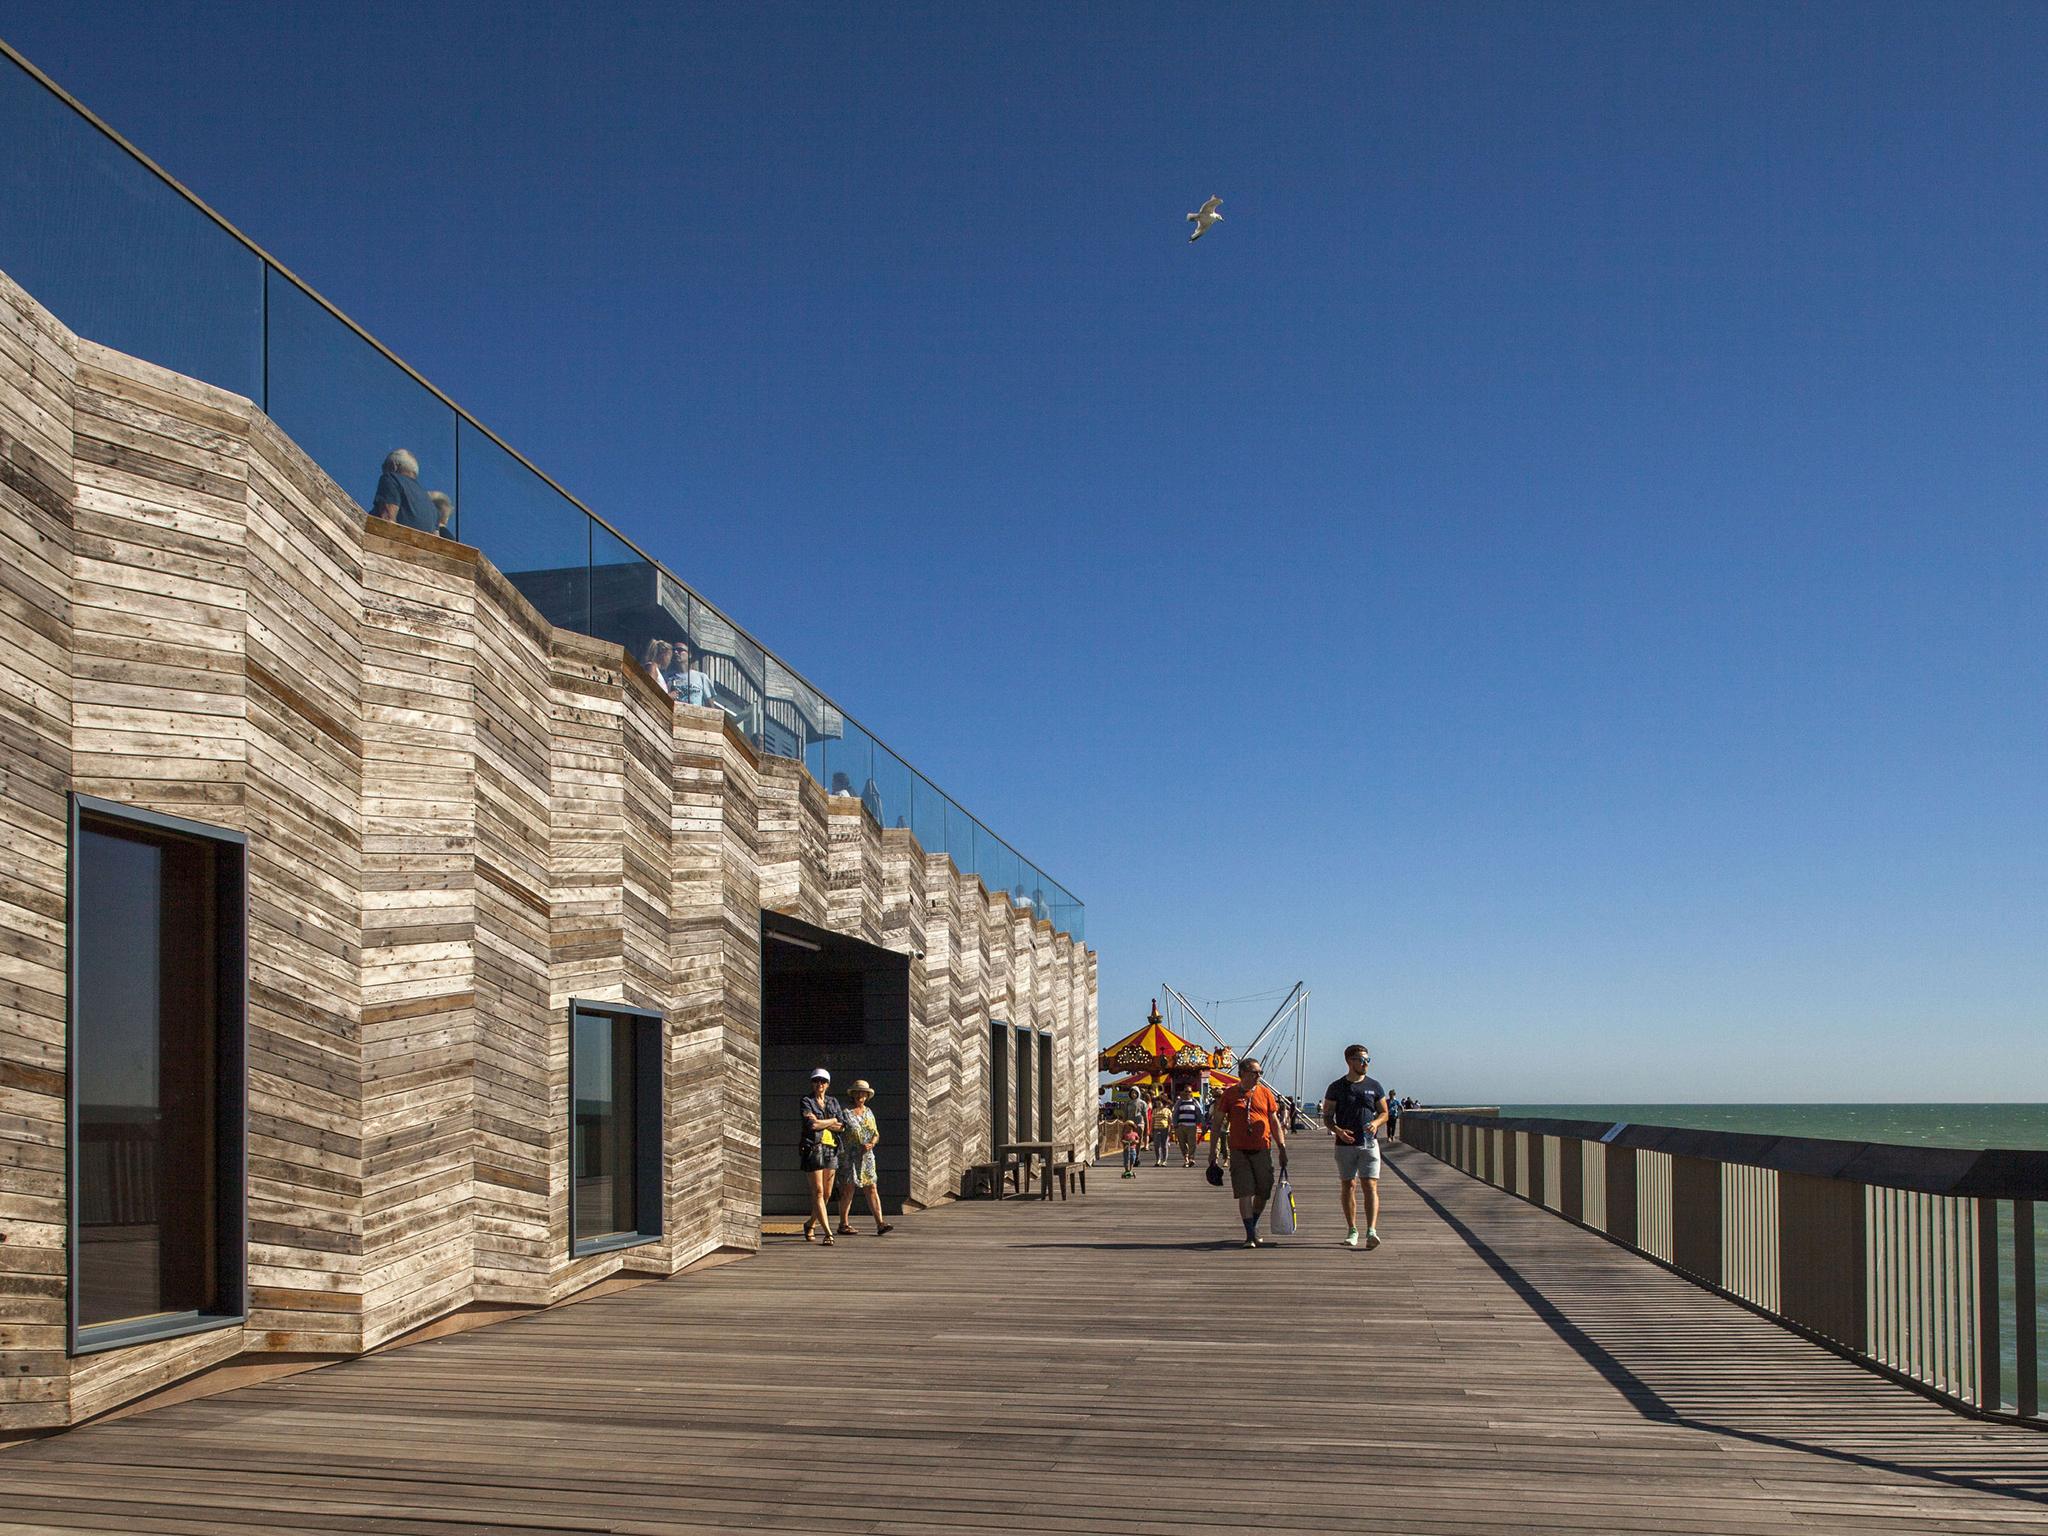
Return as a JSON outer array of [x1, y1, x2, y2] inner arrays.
[[1099, 1002, 1238, 1103]]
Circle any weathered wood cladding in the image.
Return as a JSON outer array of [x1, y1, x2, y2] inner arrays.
[[0, 272, 1096, 1430]]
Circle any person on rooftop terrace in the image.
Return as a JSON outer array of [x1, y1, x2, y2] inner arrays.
[[369, 448, 440, 532], [666, 640, 718, 710], [640, 639, 676, 697]]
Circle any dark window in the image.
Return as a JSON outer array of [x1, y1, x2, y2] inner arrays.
[[569, 1002, 662, 1255], [69, 796, 246, 1353]]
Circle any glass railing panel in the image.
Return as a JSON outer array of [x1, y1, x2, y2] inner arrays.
[[267, 271, 457, 538], [765, 654, 830, 766], [456, 420, 588, 631], [943, 801, 978, 889], [870, 745, 912, 834], [661, 583, 765, 749], [909, 771, 949, 857], [0, 56, 262, 400], [589, 518, 663, 675], [821, 725, 874, 814]]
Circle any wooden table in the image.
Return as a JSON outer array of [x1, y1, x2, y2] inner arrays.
[[995, 1140, 1061, 1198]]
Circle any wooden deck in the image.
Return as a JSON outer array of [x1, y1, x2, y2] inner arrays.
[[2, 1143, 2045, 1534]]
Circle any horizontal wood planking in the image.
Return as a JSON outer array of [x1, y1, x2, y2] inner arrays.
[[0, 268, 1095, 1428]]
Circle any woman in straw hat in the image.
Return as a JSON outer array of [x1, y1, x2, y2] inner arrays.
[[831, 1080, 893, 1236]]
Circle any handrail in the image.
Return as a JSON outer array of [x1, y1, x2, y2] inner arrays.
[[1406, 1110, 2048, 1200], [1399, 1110, 2045, 1426], [0, 33, 1082, 931]]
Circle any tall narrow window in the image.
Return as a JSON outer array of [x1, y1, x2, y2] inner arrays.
[[70, 796, 245, 1353], [569, 1002, 662, 1255]]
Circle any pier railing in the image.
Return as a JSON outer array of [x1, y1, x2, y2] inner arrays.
[[1399, 1111, 2048, 1426]]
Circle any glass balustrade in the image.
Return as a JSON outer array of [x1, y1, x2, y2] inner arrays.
[[0, 52, 262, 401], [0, 47, 1080, 941], [267, 272, 458, 537]]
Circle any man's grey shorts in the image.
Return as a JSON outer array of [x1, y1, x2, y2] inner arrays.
[[1335, 1139, 1381, 1181]]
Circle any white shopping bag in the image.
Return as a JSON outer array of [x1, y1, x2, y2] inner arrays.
[[1270, 1167, 1297, 1235]]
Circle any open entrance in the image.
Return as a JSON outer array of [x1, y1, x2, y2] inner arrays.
[[760, 912, 911, 1219]]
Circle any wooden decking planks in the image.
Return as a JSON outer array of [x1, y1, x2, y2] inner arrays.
[[4, 1143, 2044, 1534]]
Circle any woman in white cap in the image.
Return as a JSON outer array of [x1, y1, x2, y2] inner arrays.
[[831, 1080, 893, 1237], [800, 1069, 844, 1244]]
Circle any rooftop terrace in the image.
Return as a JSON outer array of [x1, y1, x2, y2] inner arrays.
[[0, 37, 1081, 938]]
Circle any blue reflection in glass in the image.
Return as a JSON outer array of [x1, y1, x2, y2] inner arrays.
[[267, 271, 455, 528], [870, 747, 911, 833], [909, 772, 949, 855], [460, 421, 588, 632], [0, 56, 262, 399]]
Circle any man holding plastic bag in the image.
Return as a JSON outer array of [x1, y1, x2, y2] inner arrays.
[[1208, 1058, 1289, 1247]]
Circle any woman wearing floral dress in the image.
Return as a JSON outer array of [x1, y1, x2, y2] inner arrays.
[[832, 1080, 893, 1236]]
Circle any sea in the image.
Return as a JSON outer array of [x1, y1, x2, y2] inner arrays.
[[1497, 1103, 2048, 1151]]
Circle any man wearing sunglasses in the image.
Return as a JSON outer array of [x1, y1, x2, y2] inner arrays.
[[1208, 1057, 1287, 1247], [1324, 1044, 1389, 1249]]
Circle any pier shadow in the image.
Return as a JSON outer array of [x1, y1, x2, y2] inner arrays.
[[1387, 1150, 2048, 1506]]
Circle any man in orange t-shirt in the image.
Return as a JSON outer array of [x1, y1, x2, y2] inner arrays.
[[1207, 1058, 1289, 1246]]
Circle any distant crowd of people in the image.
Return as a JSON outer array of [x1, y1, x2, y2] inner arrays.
[[797, 1069, 892, 1244], [1102, 1047, 1420, 1249]]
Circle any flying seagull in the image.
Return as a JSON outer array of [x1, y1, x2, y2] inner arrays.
[[1186, 195, 1223, 243]]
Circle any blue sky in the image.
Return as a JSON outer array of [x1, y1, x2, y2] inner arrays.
[[8, 3, 2043, 1100]]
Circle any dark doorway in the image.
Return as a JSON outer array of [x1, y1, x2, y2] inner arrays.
[[760, 912, 911, 1218], [1013, 1024, 1033, 1141], [989, 1022, 1009, 1152], [1037, 1032, 1054, 1151]]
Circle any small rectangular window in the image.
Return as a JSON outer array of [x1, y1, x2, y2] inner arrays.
[[69, 795, 246, 1354], [569, 1002, 663, 1255]]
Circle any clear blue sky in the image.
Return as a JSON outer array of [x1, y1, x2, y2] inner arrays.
[[9, 3, 2043, 1101]]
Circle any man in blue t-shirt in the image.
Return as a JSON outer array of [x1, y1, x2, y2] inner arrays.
[[1323, 1043, 1389, 1250]]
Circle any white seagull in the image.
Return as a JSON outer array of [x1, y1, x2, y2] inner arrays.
[[1186, 195, 1223, 243]]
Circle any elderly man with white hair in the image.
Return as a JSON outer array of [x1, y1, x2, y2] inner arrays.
[[370, 448, 445, 533]]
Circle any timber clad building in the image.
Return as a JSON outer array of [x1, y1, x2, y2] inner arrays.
[[0, 46, 1096, 1433]]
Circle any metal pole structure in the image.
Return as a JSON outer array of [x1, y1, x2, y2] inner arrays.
[[1160, 982, 1232, 1052], [1296, 991, 1309, 1111], [1239, 982, 1305, 1064]]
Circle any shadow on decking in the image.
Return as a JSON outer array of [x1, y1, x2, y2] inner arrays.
[[1388, 1151, 2048, 1507]]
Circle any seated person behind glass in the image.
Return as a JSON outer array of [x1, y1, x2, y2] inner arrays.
[[664, 642, 718, 709], [370, 448, 444, 533]]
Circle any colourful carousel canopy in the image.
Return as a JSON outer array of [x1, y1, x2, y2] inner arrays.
[[1098, 1017, 1204, 1074]]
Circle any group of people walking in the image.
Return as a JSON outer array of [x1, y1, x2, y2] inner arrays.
[[1120, 1087, 1207, 1173], [797, 1068, 893, 1244], [1207, 1043, 1390, 1248], [1128, 1046, 1389, 1249]]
